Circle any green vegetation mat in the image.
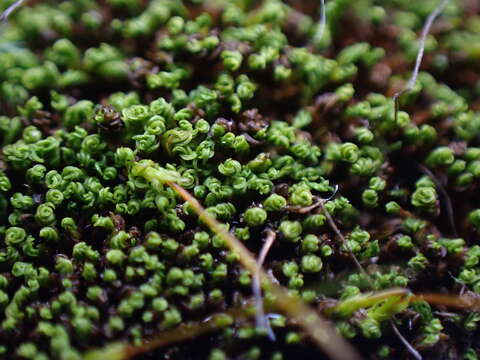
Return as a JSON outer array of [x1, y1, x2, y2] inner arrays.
[[1, 0, 480, 359]]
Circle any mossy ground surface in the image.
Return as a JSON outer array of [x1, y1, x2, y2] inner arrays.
[[1, 0, 480, 359]]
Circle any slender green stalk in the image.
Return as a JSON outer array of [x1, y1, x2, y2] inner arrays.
[[84, 307, 253, 360]]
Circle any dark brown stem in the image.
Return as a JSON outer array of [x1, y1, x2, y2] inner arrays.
[[318, 200, 374, 288], [416, 163, 457, 237], [391, 321, 423, 360]]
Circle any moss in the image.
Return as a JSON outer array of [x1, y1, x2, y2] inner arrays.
[[0, 0, 478, 358]]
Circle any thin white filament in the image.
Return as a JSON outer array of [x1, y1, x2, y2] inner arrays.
[[393, 0, 450, 101], [253, 229, 276, 340], [0, 0, 26, 22], [315, 0, 327, 43]]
